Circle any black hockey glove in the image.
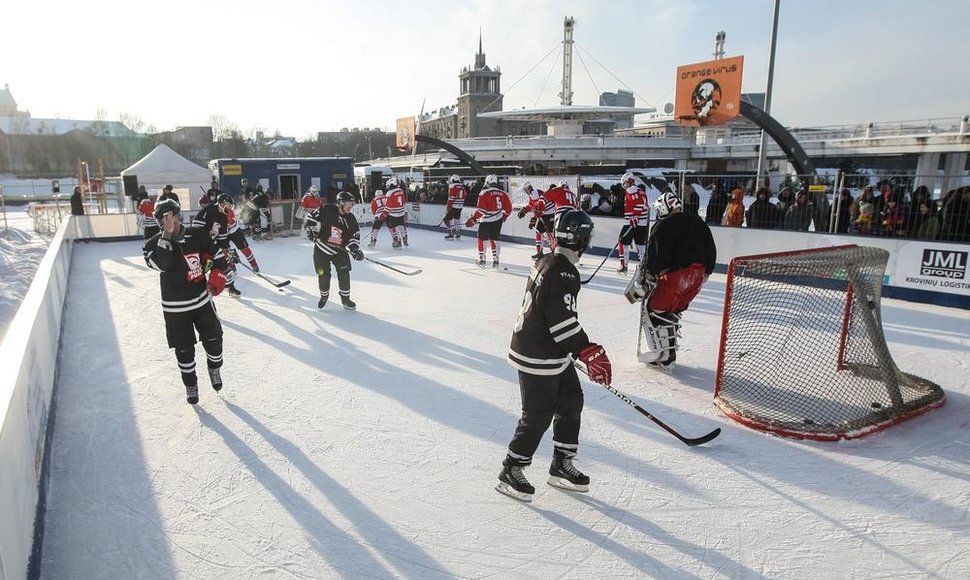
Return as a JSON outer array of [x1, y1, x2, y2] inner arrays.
[[351, 248, 365, 261]]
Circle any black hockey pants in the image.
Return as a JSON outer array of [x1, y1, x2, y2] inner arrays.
[[505, 366, 583, 466]]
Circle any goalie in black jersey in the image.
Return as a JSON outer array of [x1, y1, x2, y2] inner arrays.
[[305, 191, 364, 310], [142, 198, 229, 405], [498, 209, 613, 502], [628, 191, 716, 367]]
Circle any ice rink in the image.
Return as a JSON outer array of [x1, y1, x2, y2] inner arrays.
[[39, 227, 970, 579]]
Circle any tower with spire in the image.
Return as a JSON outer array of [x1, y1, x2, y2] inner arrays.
[[457, 32, 503, 138]]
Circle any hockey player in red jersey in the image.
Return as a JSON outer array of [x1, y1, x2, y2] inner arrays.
[[617, 172, 650, 273], [301, 186, 322, 238], [368, 189, 387, 247], [629, 192, 716, 367], [444, 175, 467, 240], [137, 188, 159, 240], [143, 198, 229, 404], [464, 174, 512, 268], [517, 181, 555, 259], [383, 177, 409, 248], [497, 209, 612, 502], [536, 179, 580, 221]]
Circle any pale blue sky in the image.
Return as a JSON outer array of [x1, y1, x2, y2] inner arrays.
[[3, 0, 967, 137]]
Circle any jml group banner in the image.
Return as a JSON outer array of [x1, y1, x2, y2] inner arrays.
[[893, 241, 970, 297], [675, 55, 744, 127]]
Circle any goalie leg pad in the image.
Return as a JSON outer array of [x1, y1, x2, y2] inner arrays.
[[639, 310, 677, 364]]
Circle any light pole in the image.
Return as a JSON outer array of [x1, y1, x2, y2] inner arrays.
[[755, 0, 781, 190]]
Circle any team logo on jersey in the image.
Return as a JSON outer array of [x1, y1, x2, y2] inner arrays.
[[183, 252, 204, 282], [327, 225, 343, 245]]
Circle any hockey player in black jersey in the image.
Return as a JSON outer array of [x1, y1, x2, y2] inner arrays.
[[305, 191, 364, 310], [193, 198, 244, 297], [498, 209, 613, 502], [143, 198, 229, 405]]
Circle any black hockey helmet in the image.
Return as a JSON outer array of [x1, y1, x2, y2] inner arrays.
[[336, 191, 355, 204], [555, 209, 594, 254], [216, 193, 234, 207], [153, 198, 181, 221]]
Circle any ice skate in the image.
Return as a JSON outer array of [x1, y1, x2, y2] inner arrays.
[[392, 238, 402, 249], [531, 250, 544, 260], [227, 284, 242, 297], [616, 264, 628, 273], [476, 258, 487, 269], [341, 296, 357, 311], [185, 383, 199, 405], [318, 295, 328, 309], [208, 367, 223, 392], [492, 259, 499, 269], [445, 233, 455, 240], [496, 464, 534, 502], [367, 239, 376, 248], [547, 455, 590, 492]]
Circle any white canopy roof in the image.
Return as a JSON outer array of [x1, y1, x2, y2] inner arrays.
[[121, 144, 211, 208]]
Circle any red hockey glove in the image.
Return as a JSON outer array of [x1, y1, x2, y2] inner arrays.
[[578, 343, 611, 385], [465, 218, 476, 228], [207, 268, 227, 296]]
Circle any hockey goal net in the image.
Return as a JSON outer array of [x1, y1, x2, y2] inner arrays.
[[714, 245, 944, 441]]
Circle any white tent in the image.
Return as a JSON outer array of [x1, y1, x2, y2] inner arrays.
[[121, 144, 212, 209]]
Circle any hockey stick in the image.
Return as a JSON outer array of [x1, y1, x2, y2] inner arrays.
[[581, 224, 631, 285], [575, 363, 721, 447], [232, 255, 291, 288], [364, 256, 422, 276]]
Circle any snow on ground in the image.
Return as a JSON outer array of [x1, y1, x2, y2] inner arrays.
[[0, 207, 51, 338], [39, 228, 970, 579]]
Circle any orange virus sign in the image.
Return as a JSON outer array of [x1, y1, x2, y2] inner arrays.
[[396, 117, 416, 151], [675, 55, 744, 127]]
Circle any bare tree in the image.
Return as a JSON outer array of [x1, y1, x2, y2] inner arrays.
[[119, 112, 147, 134], [208, 114, 239, 141]]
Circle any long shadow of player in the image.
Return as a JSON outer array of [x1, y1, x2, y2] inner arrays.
[[194, 406, 420, 576], [220, 402, 447, 577]]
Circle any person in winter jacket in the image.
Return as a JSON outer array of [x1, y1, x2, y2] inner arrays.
[[721, 187, 745, 227], [704, 183, 729, 225], [744, 187, 780, 229], [783, 190, 813, 231]]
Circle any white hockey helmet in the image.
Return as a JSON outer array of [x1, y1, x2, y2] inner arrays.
[[621, 172, 636, 187], [385, 176, 399, 188], [309, 185, 319, 194], [560, 180, 571, 189], [521, 180, 532, 191], [484, 174, 499, 187], [449, 174, 461, 184], [654, 191, 683, 218], [374, 189, 384, 197]]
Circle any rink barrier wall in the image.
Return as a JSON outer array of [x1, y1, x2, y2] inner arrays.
[[53, 207, 970, 309], [0, 217, 75, 580]]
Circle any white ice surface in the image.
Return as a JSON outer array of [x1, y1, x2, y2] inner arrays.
[[40, 228, 970, 579]]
